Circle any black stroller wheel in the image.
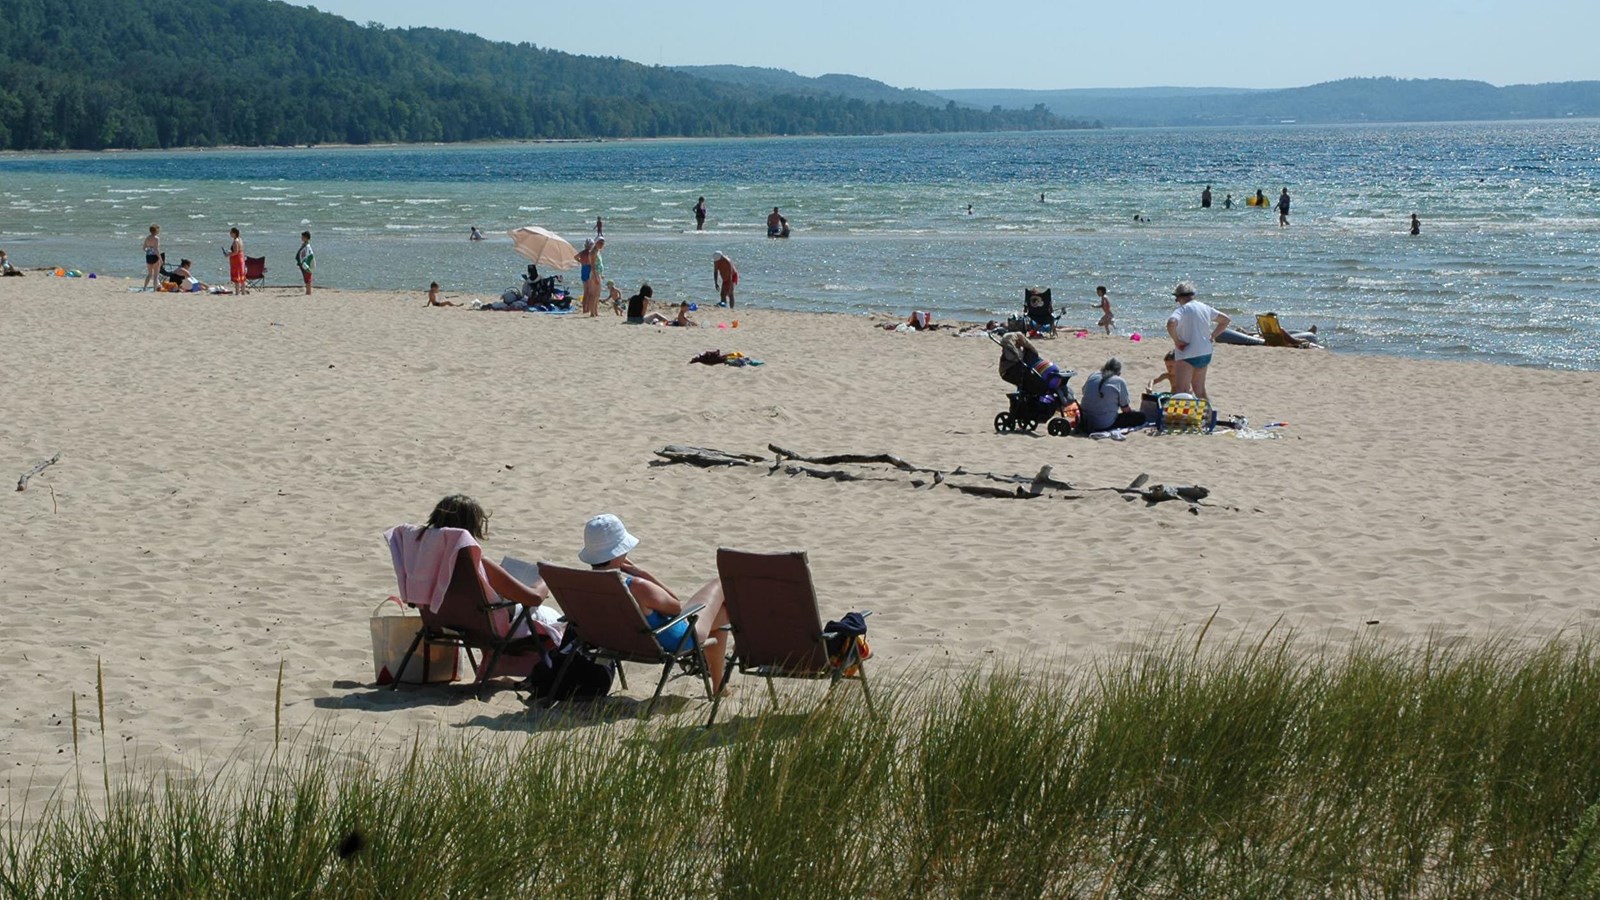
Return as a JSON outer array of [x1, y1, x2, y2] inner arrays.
[[1047, 418, 1070, 437], [1023, 419, 1039, 433], [994, 413, 1012, 433]]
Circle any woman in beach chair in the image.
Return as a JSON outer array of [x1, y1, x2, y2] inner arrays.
[[578, 514, 732, 692]]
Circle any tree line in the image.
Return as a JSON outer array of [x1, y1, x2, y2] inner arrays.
[[0, 0, 1078, 151]]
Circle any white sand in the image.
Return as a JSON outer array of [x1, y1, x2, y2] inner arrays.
[[4, 275, 1599, 814]]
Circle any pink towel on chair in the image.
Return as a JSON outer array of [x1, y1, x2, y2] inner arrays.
[[384, 524, 492, 613]]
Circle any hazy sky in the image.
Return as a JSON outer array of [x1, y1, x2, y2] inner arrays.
[[294, 1, 1595, 91]]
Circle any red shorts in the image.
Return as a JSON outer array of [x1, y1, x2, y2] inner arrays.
[[301, 269, 313, 285]]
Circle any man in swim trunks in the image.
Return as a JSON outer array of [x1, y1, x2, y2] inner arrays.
[[1165, 280, 1230, 402], [767, 207, 787, 238], [694, 197, 707, 231], [713, 251, 738, 308], [1277, 188, 1291, 227]]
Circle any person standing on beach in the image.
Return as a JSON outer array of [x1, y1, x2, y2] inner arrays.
[[583, 236, 605, 317], [693, 197, 707, 231], [226, 227, 247, 295], [1277, 188, 1291, 227], [1410, 213, 1421, 236], [1091, 285, 1113, 335], [1201, 185, 1212, 209], [141, 225, 162, 291], [713, 251, 739, 308], [295, 231, 314, 296], [1166, 281, 1230, 402]]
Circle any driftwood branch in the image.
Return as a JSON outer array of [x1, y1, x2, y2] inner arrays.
[[768, 444, 932, 474], [781, 465, 902, 484], [949, 464, 1074, 491], [17, 452, 61, 492], [656, 445, 1212, 509], [653, 445, 765, 467]]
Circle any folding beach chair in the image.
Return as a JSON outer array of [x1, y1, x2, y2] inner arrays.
[[1157, 395, 1215, 434], [707, 548, 874, 728], [244, 256, 267, 288], [1256, 312, 1301, 348], [536, 563, 717, 715], [392, 546, 550, 699], [1024, 287, 1057, 335]]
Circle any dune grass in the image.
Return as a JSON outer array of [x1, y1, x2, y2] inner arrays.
[[7, 632, 1600, 898]]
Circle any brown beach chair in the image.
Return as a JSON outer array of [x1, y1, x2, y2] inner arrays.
[[392, 548, 549, 698], [707, 548, 874, 728], [1256, 312, 1302, 348], [536, 562, 716, 715], [244, 256, 267, 288]]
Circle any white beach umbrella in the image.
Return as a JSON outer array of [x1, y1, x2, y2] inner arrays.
[[507, 226, 579, 270]]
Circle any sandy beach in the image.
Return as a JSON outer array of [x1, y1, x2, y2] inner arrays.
[[4, 273, 1598, 815]]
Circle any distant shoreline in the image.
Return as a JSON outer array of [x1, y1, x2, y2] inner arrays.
[[7, 116, 1600, 158]]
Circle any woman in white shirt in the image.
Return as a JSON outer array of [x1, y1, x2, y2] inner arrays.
[[1165, 281, 1231, 401]]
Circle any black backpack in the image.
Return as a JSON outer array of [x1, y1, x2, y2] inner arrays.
[[524, 635, 614, 702]]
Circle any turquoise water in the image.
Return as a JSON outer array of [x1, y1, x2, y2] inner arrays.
[[2, 121, 1597, 369]]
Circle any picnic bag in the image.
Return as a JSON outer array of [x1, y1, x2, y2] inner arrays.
[[370, 596, 459, 685]]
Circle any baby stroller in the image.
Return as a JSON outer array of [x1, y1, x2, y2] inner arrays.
[[1024, 287, 1058, 335], [992, 332, 1078, 436]]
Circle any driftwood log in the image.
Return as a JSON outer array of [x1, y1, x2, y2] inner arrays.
[[16, 452, 61, 492], [656, 445, 1212, 509], [768, 444, 935, 475], [654, 445, 766, 467]]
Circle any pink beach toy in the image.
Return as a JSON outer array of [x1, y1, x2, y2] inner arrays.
[[1075, 330, 1088, 338], [1129, 332, 1142, 342], [716, 322, 728, 329]]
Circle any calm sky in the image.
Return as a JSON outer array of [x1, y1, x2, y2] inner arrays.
[[294, 1, 1595, 91]]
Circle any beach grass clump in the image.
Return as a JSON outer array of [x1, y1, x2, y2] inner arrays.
[[6, 633, 1600, 898]]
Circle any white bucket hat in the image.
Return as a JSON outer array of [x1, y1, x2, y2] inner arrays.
[[578, 513, 639, 565]]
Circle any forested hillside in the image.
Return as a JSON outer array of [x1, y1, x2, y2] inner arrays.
[[939, 78, 1600, 126], [0, 0, 1068, 150]]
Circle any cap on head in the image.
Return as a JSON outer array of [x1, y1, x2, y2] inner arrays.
[[713, 251, 724, 261], [1173, 281, 1196, 298]]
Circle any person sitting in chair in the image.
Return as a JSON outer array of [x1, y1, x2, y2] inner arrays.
[[578, 514, 731, 692], [418, 494, 549, 610]]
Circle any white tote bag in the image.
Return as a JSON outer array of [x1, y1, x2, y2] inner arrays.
[[370, 596, 459, 685]]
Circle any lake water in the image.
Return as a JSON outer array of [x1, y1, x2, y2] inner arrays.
[[2, 121, 1597, 369]]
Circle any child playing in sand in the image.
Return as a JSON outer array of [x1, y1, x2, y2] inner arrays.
[[606, 280, 624, 315], [425, 282, 456, 307], [1092, 286, 1113, 335], [0, 249, 20, 276]]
